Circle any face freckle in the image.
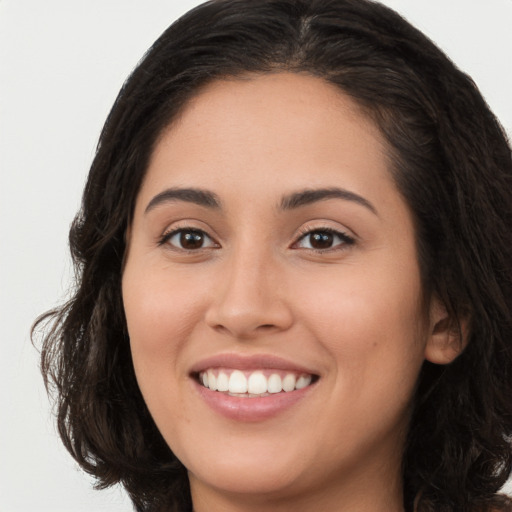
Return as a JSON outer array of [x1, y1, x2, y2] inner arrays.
[[122, 72, 434, 509]]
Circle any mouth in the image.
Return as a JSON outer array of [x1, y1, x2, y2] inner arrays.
[[189, 354, 319, 421], [195, 368, 318, 398]]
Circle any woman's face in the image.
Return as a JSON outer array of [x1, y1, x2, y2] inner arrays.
[[123, 73, 443, 508]]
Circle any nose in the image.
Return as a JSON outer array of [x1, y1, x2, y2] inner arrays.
[[204, 247, 293, 339]]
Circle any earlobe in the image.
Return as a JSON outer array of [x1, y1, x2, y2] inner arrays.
[[424, 299, 469, 365]]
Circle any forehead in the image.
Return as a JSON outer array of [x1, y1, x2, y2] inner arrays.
[[157, 72, 383, 157], [139, 73, 395, 206]]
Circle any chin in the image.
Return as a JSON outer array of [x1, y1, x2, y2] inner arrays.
[[181, 436, 311, 497], [188, 459, 306, 498]]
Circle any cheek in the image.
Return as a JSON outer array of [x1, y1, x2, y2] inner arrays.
[[123, 264, 205, 345], [121, 267, 211, 452], [121, 263, 208, 403], [296, 259, 427, 392]]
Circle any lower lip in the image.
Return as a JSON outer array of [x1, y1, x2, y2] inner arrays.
[[193, 379, 316, 422]]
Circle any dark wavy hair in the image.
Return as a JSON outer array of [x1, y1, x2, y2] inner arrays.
[[33, 0, 512, 511]]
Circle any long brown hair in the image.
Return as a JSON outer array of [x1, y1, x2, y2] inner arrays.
[[34, 1, 512, 510]]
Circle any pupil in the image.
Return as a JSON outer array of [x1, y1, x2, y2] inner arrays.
[[311, 232, 333, 249], [180, 231, 203, 249]]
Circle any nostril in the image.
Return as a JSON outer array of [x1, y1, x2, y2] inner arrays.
[[205, 295, 294, 338]]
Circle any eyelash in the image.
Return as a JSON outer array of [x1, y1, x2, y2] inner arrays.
[[158, 226, 355, 252], [293, 226, 356, 252], [158, 227, 218, 250]]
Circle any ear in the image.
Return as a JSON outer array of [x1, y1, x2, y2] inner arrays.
[[424, 298, 469, 365]]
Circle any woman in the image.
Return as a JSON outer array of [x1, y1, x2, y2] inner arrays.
[[34, 0, 512, 511]]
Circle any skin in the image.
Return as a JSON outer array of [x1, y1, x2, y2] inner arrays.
[[122, 72, 459, 512]]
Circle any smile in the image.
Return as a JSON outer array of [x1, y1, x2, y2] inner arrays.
[[198, 368, 314, 397], [190, 354, 319, 421]]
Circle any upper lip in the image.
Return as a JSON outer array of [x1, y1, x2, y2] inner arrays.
[[189, 353, 318, 376]]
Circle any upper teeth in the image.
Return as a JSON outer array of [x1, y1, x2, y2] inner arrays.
[[199, 369, 312, 396]]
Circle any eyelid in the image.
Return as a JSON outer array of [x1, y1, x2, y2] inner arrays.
[[291, 224, 356, 251], [156, 220, 355, 253], [158, 225, 220, 250]]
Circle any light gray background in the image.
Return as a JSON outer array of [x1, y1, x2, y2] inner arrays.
[[1, 1, 511, 511]]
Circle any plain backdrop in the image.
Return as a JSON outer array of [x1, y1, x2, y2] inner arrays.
[[1, 1, 511, 511]]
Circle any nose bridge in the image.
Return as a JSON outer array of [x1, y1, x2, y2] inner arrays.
[[205, 237, 292, 338]]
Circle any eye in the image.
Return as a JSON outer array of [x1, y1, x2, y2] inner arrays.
[[160, 228, 218, 250], [294, 228, 355, 251]]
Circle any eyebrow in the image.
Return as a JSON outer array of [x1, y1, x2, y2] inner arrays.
[[280, 187, 378, 215], [144, 186, 377, 216], [145, 187, 221, 213]]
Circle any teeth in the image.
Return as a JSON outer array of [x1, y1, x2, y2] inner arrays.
[[248, 372, 267, 394], [199, 369, 312, 397], [267, 374, 282, 393], [229, 370, 247, 393], [216, 371, 229, 392], [296, 375, 312, 389], [199, 369, 313, 395], [207, 370, 217, 391], [282, 373, 296, 392]]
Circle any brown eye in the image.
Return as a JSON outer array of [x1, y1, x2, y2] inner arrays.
[[295, 229, 355, 251], [309, 232, 334, 249], [180, 231, 205, 249], [164, 229, 217, 250]]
